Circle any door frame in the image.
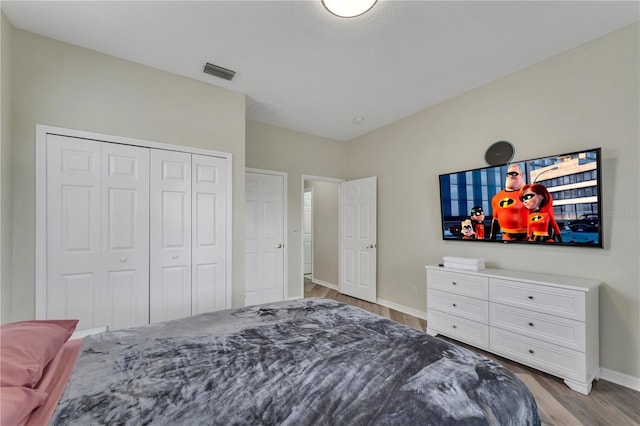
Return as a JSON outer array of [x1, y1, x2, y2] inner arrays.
[[35, 124, 234, 319], [303, 188, 313, 277], [245, 168, 288, 302], [299, 174, 344, 298]]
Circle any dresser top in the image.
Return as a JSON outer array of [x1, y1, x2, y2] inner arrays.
[[426, 265, 601, 291]]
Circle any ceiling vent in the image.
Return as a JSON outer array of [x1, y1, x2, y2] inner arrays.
[[203, 62, 236, 81]]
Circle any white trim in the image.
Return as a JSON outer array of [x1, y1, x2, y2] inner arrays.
[[311, 278, 338, 291], [245, 168, 288, 302], [37, 124, 232, 158], [376, 298, 428, 320], [35, 130, 47, 319], [35, 124, 234, 319], [600, 368, 640, 392], [300, 174, 344, 299]]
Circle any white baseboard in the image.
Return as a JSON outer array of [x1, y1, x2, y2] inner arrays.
[[311, 279, 338, 290], [600, 368, 640, 392], [376, 298, 428, 320]]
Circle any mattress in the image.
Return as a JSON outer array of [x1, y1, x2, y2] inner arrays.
[[49, 298, 540, 425]]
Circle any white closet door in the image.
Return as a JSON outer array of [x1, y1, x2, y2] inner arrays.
[[101, 143, 150, 330], [191, 154, 228, 315], [150, 149, 192, 323], [46, 135, 102, 329]]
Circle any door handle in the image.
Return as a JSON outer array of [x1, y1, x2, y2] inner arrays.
[[365, 243, 377, 249], [275, 243, 284, 249]]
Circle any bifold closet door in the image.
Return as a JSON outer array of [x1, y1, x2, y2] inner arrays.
[[150, 150, 192, 323], [191, 154, 228, 315], [46, 135, 150, 330]]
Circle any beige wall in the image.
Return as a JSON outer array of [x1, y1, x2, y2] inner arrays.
[[1, 12, 13, 323], [345, 23, 639, 378], [8, 28, 247, 319], [246, 121, 348, 297], [310, 181, 339, 286]]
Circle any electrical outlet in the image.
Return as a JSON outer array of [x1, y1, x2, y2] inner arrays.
[[412, 286, 418, 296]]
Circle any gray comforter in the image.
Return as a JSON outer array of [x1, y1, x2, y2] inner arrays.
[[51, 298, 540, 425]]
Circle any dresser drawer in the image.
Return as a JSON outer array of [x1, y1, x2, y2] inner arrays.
[[490, 304, 585, 351], [427, 310, 489, 350], [427, 269, 489, 300], [428, 289, 489, 324], [490, 328, 586, 382], [490, 278, 585, 321]]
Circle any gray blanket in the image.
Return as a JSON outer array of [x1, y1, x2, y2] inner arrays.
[[51, 298, 540, 425]]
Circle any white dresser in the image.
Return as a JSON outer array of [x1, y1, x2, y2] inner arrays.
[[426, 265, 600, 395]]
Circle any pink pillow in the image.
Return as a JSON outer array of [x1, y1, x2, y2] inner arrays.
[[0, 387, 48, 426], [0, 320, 78, 388]]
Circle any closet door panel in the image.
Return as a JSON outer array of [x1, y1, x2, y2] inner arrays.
[[46, 135, 102, 329], [150, 150, 192, 323], [101, 143, 150, 330], [192, 155, 228, 314]]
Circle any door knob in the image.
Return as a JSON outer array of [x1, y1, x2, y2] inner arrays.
[[275, 243, 284, 249]]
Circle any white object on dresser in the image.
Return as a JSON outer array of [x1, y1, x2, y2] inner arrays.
[[426, 265, 600, 395]]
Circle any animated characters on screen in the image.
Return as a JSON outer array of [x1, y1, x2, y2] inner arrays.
[[460, 219, 476, 239], [469, 206, 486, 239], [489, 164, 528, 241], [489, 164, 561, 243], [519, 184, 562, 242]]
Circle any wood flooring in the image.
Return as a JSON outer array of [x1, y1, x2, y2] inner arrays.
[[304, 280, 640, 426]]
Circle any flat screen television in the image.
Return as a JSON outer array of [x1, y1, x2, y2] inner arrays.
[[438, 148, 603, 247]]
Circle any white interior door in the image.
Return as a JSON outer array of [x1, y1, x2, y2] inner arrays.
[[303, 190, 313, 275], [191, 154, 228, 314], [101, 142, 150, 330], [339, 176, 377, 303], [46, 136, 103, 330], [150, 149, 192, 323], [245, 170, 286, 305]]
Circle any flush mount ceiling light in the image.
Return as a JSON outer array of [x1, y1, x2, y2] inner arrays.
[[322, 0, 377, 18]]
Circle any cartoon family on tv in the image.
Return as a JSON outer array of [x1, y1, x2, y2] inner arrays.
[[460, 164, 562, 243]]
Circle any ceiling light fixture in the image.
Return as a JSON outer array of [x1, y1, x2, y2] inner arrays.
[[322, 0, 377, 18]]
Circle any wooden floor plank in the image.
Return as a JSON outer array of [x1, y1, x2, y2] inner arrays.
[[516, 373, 581, 426]]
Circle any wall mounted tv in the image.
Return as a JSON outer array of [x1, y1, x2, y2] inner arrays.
[[438, 148, 603, 248]]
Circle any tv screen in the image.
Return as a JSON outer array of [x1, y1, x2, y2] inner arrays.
[[439, 148, 603, 247]]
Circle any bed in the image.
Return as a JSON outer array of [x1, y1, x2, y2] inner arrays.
[[2, 298, 540, 425]]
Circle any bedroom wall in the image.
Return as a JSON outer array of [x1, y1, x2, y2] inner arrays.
[[310, 181, 339, 287], [345, 23, 640, 380], [0, 11, 13, 323], [8, 28, 248, 319], [245, 121, 348, 298]]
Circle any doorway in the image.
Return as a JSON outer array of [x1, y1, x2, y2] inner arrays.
[[300, 175, 342, 297]]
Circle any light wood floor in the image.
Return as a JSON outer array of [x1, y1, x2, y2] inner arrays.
[[304, 280, 640, 426]]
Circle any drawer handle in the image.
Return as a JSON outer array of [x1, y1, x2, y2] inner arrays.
[[528, 295, 534, 300], [452, 325, 457, 329], [452, 303, 457, 307], [528, 349, 534, 354], [528, 322, 534, 327], [452, 281, 457, 285]]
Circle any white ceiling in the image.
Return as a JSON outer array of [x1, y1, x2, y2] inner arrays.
[[2, 1, 638, 142]]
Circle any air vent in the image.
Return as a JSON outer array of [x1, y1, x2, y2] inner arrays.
[[203, 62, 236, 81]]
